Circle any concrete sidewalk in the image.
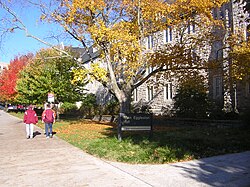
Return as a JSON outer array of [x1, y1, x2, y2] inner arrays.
[[0, 110, 249, 187]]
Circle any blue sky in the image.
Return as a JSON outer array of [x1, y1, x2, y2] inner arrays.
[[0, 2, 79, 64]]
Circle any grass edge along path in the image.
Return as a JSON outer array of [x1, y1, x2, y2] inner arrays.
[[10, 112, 250, 164]]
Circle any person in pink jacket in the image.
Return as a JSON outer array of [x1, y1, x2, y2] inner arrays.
[[42, 103, 56, 138], [23, 105, 38, 139]]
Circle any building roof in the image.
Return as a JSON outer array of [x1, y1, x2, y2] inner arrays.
[[0, 62, 8, 71], [70, 46, 101, 64]]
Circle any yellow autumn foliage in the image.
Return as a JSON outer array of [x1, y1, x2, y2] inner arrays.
[[230, 41, 250, 80], [72, 62, 108, 84], [48, 0, 230, 104], [55, 120, 113, 139]]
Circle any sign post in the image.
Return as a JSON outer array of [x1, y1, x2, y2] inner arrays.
[[48, 93, 55, 103]]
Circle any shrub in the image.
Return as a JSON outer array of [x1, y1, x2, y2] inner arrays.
[[103, 100, 119, 115], [60, 102, 78, 114], [80, 94, 98, 118], [240, 107, 250, 125], [173, 73, 210, 119], [131, 101, 152, 114]]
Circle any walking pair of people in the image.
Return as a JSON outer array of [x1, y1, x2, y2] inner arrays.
[[23, 104, 56, 139]]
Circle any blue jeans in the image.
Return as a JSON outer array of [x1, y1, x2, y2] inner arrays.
[[45, 123, 53, 137]]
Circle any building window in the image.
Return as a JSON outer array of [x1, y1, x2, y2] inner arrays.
[[164, 83, 173, 101], [215, 78, 220, 96], [213, 76, 222, 98], [247, 82, 249, 95], [147, 66, 154, 75], [213, 8, 220, 19], [191, 23, 195, 33], [186, 23, 196, 34], [133, 88, 138, 102], [192, 49, 198, 62], [146, 86, 153, 101], [147, 35, 153, 49], [246, 79, 250, 96], [188, 24, 191, 34], [164, 26, 172, 43], [220, 10, 224, 19]]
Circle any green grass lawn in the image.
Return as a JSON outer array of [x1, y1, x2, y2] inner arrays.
[[10, 112, 250, 164]]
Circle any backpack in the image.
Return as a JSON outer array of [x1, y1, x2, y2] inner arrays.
[[43, 109, 55, 123]]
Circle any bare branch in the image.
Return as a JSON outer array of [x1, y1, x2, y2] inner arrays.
[[0, 0, 74, 59], [133, 65, 210, 89]]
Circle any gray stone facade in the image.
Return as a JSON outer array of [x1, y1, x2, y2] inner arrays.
[[209, 0, 250, 113], [133, 0, 249, 115], [80, 1, 249, 116]]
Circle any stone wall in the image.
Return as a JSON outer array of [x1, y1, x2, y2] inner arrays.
[[92, 114, 244, 128], [135, 0, 249, 115], [153, 117, 244, 128]]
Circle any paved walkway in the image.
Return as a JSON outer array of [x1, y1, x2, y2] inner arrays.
[[0, 110, 249, 187]]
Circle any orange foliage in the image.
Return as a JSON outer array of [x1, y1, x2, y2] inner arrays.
[[0, 54, 32, 102], [55, 120, 114, 139]]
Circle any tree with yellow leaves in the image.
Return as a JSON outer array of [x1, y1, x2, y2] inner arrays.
[[0, 0, 229, 114], [230, 41, 250, 81], [42, 0, 228, 114]]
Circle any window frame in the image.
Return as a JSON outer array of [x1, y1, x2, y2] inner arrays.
[[146, 85, 154, 101], [164, 26, 173, 43], [164, 83, 173, 101]]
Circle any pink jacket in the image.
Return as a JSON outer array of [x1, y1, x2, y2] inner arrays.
[[42, 109, 56, 123], [24, 108, 38, 124]]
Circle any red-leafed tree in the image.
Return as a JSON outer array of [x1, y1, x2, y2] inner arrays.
[[0, 54, 32, 103]]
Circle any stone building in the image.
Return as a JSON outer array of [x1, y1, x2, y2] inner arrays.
[[76, 0, 249, 116], [132, 0, 249, 115], [71, 47, 113, 106], [208, 0, 249, 114]]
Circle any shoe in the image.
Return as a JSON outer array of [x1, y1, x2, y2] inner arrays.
[[26, 136, 29, 139], [46, 136, 49, 139], [30, 136, 33, 139], [49, 134, 53, 138]]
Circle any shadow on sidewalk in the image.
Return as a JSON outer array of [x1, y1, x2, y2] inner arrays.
[[33, 131, 41, 138]]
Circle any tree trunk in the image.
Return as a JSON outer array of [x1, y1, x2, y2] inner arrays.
[[119, 99, 131, 114], [117, 91, 131, 141]]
